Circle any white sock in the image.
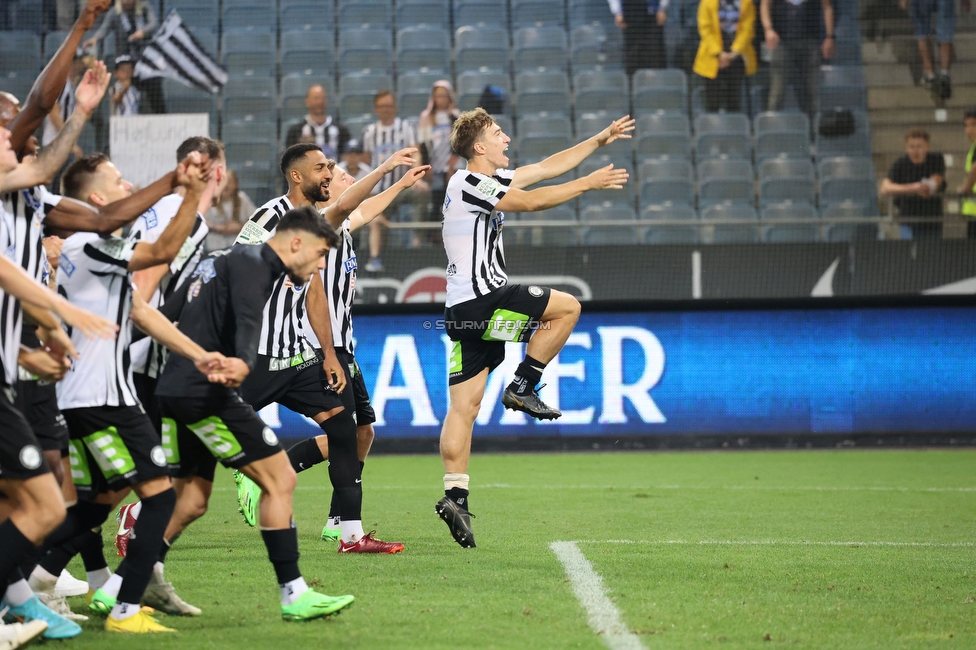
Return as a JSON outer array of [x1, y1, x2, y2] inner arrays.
[[28, 566, 57, 593], [280, 577, 308, 606], [340, 520, 365, 543], [30, 566, 58, 585], [327, 516, 341, 529], [153, 561, 165, 576], [5, 579, 34, 606], [109, 602, 141, 620], [87, 567, 112, 591], [101, 573, 123, 598], [444, 473, 470, 491]]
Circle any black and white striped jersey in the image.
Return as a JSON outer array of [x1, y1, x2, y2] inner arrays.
[[55, 233, 138, 409], [0, 186, 61, 385], [362, 118, 417, 192], [127, 193, 209, 377], [442, 168, 514, 307], [235, 195, 315, 357], [307, 218, 356, 353]]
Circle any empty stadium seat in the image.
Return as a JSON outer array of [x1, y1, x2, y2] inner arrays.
[[0, 72, 35, 103], [575, 110, 632, 157], [453, 0, 509, 28], [695, 113, 751, 159], [221, 29, 274, 76], [515, 70, 571, 117], [338, 71, 393, 118], [396, 27, 451, 74], [396, 0, 451, 28], [512, 0, 566, 26], [455, 26, 510, 74], [761, 201, 820, 242], [580, 205, 639, 245], [754, 111, 811, 160], [43, 31, 69, 62], [698, 158, 755, 205], [513, 27, 569, 72], [641, 203, 698, 243], [337, 0, 393, 28], [818, 156, 876, 206], [344, 114, 376, 141], [815, 110, 871, 156], [821, 200, 878, 241], [632, 69, 687, 112], [573, 69, 629, 114], [222, 76, 275, 122], [579, 156, 635, 207], [636, 112, 692, 159], [820, 65, 868, 109], [397, 70, 446, 117], [166, 0, 219, 30], [517, 207, 578, 245], [0, 32, 40, 75], [222, 4, 276, 30], [281, 27, 335, 76], [338, 27, 394, 74], [457, 70, 512, 113], [758, 157, 816, 206], [639, 159, 694, 207], [700, 202, 761, 243], [570, 25, 616, 71], [280, 2, 334, 27]]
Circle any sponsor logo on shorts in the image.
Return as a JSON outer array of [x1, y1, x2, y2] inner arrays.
[[263, 427, 279, 446], [19, 445, 42, 470], [150, 445, 166, 467], [528, 285, 544, 297]]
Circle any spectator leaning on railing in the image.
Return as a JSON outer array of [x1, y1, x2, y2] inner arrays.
[[957, 108, 976, 239], [879, 126, 946, 239]]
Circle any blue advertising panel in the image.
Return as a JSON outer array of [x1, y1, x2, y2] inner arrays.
[[260, 307, 976, 439]]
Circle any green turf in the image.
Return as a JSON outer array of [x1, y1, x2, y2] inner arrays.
[[59, 450, 976, 649]]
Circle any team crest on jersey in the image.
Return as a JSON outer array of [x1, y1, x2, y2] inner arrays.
[[23, 188, 40, 211], [476, 178, 502, 198], [19, 445, 41, 470], [58, 254, 75, 277], [192, 258, 216, 283], [141, 207, 158, 230], [443, 196, 451, 211], [490, 211, 505, 232], [344, 255, 358, 274]]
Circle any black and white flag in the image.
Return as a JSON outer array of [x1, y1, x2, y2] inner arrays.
[[134, 10, 228, 94]]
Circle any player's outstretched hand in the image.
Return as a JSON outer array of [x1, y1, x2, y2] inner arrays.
[[19, 348, 70, 382], [53, 300, 118, 342], [194, 351, 228, 376], [322, 350, 347, 393], [395, 165, 431, 189], [75, 61, 112, 116], [586, 164, 629, 191], [596, 116, 635, 147], [37, 324, 78, 363], [207, 357, 250, 388], [381, 147, 420, 174], [176, 152, 213, 191]]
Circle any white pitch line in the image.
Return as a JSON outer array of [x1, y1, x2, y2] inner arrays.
[[575, 540, 975, 548], [212, 484, 976, 493], [550, 541, 647, 650]]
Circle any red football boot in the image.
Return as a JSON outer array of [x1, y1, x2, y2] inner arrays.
[[114, 502, 141, 557], [337, 531, 404, 554]]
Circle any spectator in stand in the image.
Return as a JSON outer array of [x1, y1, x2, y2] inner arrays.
[[608, 0, 669, 76], [284, 84, 350, 158], [337, 139, 387, 272], [417, 80, 460, 244], [363, 90, 430, 249], [694, 0, 758, 112], [958, 108, 976, 239], [41, 49, 89, 154], [761, 0, 834, 118], [204, 169, 256, 251], [880, 126, 946, 239], [84, 0, 164, 113], [901, 0, 963, 100], [110, 55, 141, 116]]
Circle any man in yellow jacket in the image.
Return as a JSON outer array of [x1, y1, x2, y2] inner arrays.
[[957, 108, 976, 238], [693, 0, 758, 112]]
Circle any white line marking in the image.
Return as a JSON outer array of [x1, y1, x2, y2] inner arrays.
[[550, 541, 647, 650], [212, 484, 976, 493], [574, 540, 975, 548]]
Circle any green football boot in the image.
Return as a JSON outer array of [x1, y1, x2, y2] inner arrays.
[[281, 590, 355, 622], [235, 470, 261, 527]]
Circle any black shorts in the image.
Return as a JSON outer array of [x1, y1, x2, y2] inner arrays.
[[159, 391, 283, 481], [0, 386, 51, 480], [62, 405, 170, 498], [239, 350, 343, 418], [444, 283, 551, 385], [14, 380, 69, 454], [132, 372, 161, 434], [335, 349, 376, 426]]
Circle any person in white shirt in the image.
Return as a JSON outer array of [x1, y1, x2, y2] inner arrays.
[[338, 139, 386, 271]]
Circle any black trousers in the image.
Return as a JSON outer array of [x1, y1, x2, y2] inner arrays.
[[623, 19, 667, 76], [703, 56, 745, 112]]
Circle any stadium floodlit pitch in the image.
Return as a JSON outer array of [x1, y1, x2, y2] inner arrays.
[[63, 450, 975, 649]]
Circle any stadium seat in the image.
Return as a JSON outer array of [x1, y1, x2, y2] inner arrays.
[[754, 111, 811, 160], [517, 134, 573, 162], [821, 201, 878, 241], [457, 70, 512, 113], [281, 73, 336, 124], [455, 26, 510, 74], [517, 207, 578, 246], [632, 69, 687, 112], [396, 0, 451, 28], [639, 159, 694, 207], [166, 0, 219, 30], [222, 4, 277, 30], [818, 156, 877, 206], [578, 156, 635, 207], [453, 0, 509, 28], [281, 27, 335, 76], [758, 157, 816, 206], [641, 203, 698, 244], [518, 114, 573, 137], [337, 0, 393, 28], [0, 72, 35, 104], [224, 140, 276, 168], [338, 27, 394, 75], [186, 27, 218, 59], [761, 201, 820, 242], [235, 159, 275, 202], [514, 70, 571, 117], [697, 158, 755, 205], [42, 31, 69, 63], [694, 113, 751, 159], [512, 0, 566, 26], [700, 202, 761, 243], [580, 205, 639, 245], [343, 114, 376, 141], [570, 24, 621, 71], [636, 112, 692, 159], [396, 27, 451, 74], [573, 69, 629, 114], [397, 70, 446, 117], [222, 76, 275, 122], [338, 71, 394, 118], [221, 29, 274, 76], [575, 110, 632, 157], [10, 1, 43, 32], [513, 27, 569, 73], [280, 2, 335, 28], [0, 32, 40, 75], [815, 110, 871, 156], [568, 0, 616, 25], [820, 65, 868, 109], [222, 120, 275, 145]]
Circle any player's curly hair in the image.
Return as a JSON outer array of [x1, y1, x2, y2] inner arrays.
[[451, 108, 495, 161]]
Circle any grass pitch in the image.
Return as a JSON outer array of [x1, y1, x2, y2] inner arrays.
[[61, 449, 975, 649]]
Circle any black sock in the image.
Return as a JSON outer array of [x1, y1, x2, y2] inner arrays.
[[40, 525, 103, 577], [322, 411, 362, 521], [35, 501, 111, 562], [446, 487, 470, 510], [117, 488, 176, 606], [286, 437, 325, 474], [158, 532, 180, 564], [509, 355, 546, 395], [79, 528, 108, 572], [328, 490, 339, 520], [0, 521, 35, 587], [260, 528, 301, 585]]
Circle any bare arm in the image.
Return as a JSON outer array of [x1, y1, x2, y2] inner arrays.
[[128, 185, 203, 271], [879, 178, 926, 197], [496, 164, 629, 213], [349, 166, 430, 232], [131, 264, 169, 301], [821, 0, 835, 58], [46, 172, 178, 234], [761, 0, 778, 50], [130, 291, 225, 376], [304, 271, 346, 393], [322, 147, 419, 228], [511, 116, 634, 189]]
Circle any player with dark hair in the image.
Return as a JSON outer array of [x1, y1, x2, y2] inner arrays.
[[435, 108, 633, 548], [154, 206, 356, 621]]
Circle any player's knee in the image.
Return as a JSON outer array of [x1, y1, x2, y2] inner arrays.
[[36, 498, 67, 536], [453, 397, 482, 424], [183, 494, 209, 522], [357, 425, 375, 447]]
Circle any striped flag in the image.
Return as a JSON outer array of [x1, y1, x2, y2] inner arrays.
[[134, 10, 228, 94]]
